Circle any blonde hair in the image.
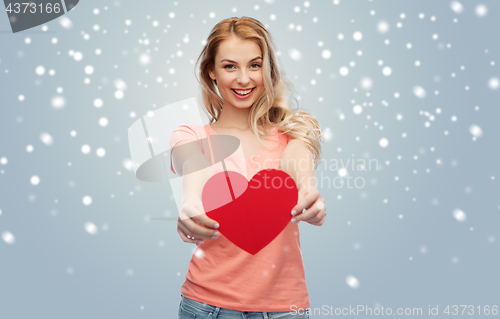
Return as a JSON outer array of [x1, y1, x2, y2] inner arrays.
[[194, 16, 324, 169]]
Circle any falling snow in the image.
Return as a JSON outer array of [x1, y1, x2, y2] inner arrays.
[[0, 2, 498, 316]]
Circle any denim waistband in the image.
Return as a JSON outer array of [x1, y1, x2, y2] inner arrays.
[[180, 295, 271, 316], [181, 294, 219, 312]]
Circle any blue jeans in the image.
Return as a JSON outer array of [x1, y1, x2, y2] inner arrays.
[[178, 295, 310, 319]]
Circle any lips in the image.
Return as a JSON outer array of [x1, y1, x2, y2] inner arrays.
[[231, 88, 255, 95]]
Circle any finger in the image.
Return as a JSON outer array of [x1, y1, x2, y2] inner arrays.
[[303, 201, 326, 222], [192, 213, 220, 230], [291, 189, 320, 217], [180, 226, 207, 243], [177, 222, 198, 239], [177, 228, 204, 244], [293, 197, 324, 223], [178, 218, 218, 240], [310, 212, 327, 226], [302, 204, 326, 224]]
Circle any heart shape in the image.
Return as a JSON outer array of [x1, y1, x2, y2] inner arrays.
[[202, 169, 298, 255]]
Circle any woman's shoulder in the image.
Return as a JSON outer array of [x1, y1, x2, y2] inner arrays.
[[176, 123, 206, 129], [173, 123, 207, 135], [269, 122, 292, 144]]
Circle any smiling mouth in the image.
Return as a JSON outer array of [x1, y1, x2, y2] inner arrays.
[[231, 88, 255, 96]]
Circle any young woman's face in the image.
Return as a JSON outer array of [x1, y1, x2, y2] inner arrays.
[[209, 36, 264, 109]]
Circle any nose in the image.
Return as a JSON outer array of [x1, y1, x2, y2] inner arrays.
[[237, 69, 251, 85]]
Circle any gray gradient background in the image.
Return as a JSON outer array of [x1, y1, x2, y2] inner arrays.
[[0, 0, 499, 318]]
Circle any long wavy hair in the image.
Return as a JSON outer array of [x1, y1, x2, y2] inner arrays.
[[194, 16, 323, 169]]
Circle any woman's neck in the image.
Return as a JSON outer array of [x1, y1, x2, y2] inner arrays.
[[212, 101, 252, 130]]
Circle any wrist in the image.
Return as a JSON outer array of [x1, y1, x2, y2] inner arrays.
[[181, 198, 204, 210]]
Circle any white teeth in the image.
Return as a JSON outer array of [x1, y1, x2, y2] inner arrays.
[[233, 88, 253, 95]]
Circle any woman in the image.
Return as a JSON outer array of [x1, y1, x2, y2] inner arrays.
[[170, 16, 326, 318]]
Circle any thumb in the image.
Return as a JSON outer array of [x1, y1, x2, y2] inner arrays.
[[198, 214, 220, 230], [297, 189, 307, 205]]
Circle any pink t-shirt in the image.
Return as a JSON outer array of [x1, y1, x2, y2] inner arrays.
[[169, 123, 310, 312]]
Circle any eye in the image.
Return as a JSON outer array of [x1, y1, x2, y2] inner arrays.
[[223, 63, 261, 70]]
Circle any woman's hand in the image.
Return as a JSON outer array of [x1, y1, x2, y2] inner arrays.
[[177, 201, 220, 244], [290, 188, 327, 226]]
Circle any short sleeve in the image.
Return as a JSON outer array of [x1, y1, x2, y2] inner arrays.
[[169, 124, 202, 175], [282, 130, 291, 145], [276, 125, 291, 146]]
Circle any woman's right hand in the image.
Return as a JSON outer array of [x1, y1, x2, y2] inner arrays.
[[177, 201, 220, 244]]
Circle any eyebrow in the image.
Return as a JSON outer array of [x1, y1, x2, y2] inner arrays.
[[220, 56, 262, 64]]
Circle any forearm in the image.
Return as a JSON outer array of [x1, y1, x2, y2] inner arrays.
[[279, 139, 317, 194], [181, 154, 217, 206]]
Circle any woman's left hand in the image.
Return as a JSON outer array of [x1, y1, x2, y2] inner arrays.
[[290, 188, 327, 226]]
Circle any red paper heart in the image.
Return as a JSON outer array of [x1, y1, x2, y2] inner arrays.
[[202, 169, 298, 255]]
